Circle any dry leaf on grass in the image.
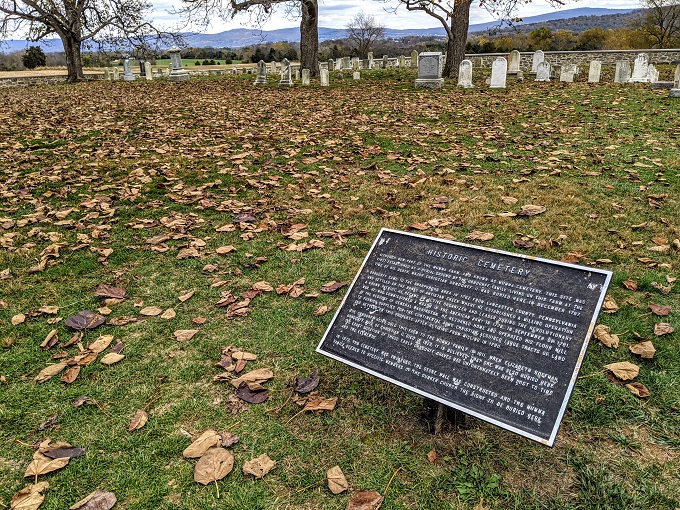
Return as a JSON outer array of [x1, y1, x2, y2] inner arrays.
[[466, 231, 494, 241], [42, 447, 85, 460], [593, 325, 619, 348], [140, 306, 163, 317], [12, 313, 26, 325], [517, 204, 547, 216], [61, 366, 80, 384], [303, 396, 337, 413], [473, 497, 490, 510], [320, 281, 348, 293], [327, 465, 348, 494], [625, 382, 650, 398], [649, 303, 671, 316], [602, 295, 619, 313], [161, 308, 176, 320], [65, 311, 105, 331], [622, 280, 638, 291], [295, 370, 320, 394], [629, 340, 656, 359], [94, 284, 126, 300], [426, 449, 437, 464], [10, 482, 49, 510], [215, 245, 236, 255], [242, 453, 276, 479], [654, 323, 674, 336], [194, 447, 234, 485], [24, 452, 70, 478], [69, 490, 117, 510], [100, 353, 125, 365], [183, 429, 221, 459], [38, 306, 59, 315], [128, 409, 148, 431], [604, 361, 640, 381], [178, 290, 195, 302], [346, 490, 383, 510], [174, 329, 198, 342], [230, 368, 274, 388], [235, 382, 268, 404], [314, 305, 331, 316], [88, 335, 114, 354], [35, 362, 68, 383], [252, 281, 274, 292]]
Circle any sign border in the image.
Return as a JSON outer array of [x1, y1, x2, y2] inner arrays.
[[316, 228, 612, 446]]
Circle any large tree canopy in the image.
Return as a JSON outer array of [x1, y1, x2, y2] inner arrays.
[[0, 0, 177, 81], [386, 0, 567, 79], [181, 0, 319, 74]]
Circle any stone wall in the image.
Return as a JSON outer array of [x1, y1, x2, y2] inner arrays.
[[467, 49, 680, 68]]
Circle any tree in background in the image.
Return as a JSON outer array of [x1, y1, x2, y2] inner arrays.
[[180, 0, 318, 74], [0, 0, 179, 81], [22, 45, 46, 69], [346, 11, 385, 58], [635, 0, 680, 47], [575, 27, 608, 50], [528, 27, 554, 50], [384, 0, 567, 80]]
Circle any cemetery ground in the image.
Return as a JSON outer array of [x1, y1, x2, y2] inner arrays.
[[0, 67, 678, 510]]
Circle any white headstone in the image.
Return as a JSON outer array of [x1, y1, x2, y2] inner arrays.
[[587, 61, 601, 83], [103, 67, 110, 80], [113, 66, 119, 80], [352, 57, 359, 71], [399, 55, 406, 68], [279, 58, 293, 86], [168, 47, 189, 82], [531, 51, 544, 73], [123, 58, 135, 81], [490, 57, 507, 88], [629, 53, 649, 82], [320, 68, 329, 87], [457, 59, 473, 88], [415, 52, 445, 88], [647, 64, 659, 82], [614, 61, 631, 83], [301, 68, 310, 86], [342, 56, 351, 70], [327, 59, 334, 72], [367, 52, 374, 69], [353, 71, 360, 80], [144, 61, 152, 81], [560, 64, 577, 83], [674, 64, 680, 86], [508, 50, 521, 73], [294, 68, 300, 81], [411, 50, 418, 68], [535, 61, 550, 82], [254, 60, 267, 85]]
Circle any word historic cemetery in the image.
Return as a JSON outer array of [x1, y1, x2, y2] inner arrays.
[[317, 230, 612, 446]]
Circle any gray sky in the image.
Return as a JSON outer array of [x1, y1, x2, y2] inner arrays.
[[154, 0, 641, 33]]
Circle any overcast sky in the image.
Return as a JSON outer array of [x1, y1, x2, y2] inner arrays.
[[155, 0, 642, 33]]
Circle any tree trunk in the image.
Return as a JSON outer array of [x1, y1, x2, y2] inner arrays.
[[443, 0, 471, 79], [300, 0, 319, 76], [61, 33, 85, 82]]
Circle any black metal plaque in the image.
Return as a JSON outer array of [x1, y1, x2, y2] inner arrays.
[[317, 229, 612, 446]]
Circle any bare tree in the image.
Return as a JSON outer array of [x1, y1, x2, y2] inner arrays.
[[180, 0, 319, 75], [346, 11, 385, 58], [383, 0, 568, 79], [635, 0, 680, 47], [0, 0, 179, 82]]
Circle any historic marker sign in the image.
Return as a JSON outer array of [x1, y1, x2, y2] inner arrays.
[[317, 229, 612, 446]]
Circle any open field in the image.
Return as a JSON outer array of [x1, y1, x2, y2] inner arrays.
[[0, 68, 678, 509]]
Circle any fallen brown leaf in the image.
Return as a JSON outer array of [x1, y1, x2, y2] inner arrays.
[[517, 204, 546, 216], [12, 313, 26, 325], [88, 335, 114, 354], [183, 429, 221, 459], [320, 281, 348, 293], [10, 482, 49, 510], [303, 396, 337, 413], [94, 284, 126, 300], [242, 453, 276, 479], [24, 452, 70, 478], [35, 362, 68, 383], [178, 290, 195, 302], [128, 409, 148, 431], [602, 295, 619, 313], [327, 465, 348, 494], [174, 329, 198, 342], [427, 449, 437, 464], [346, 490, 383, 510], [629, 340, 656, 359], [61, 366, 80, 384], [649, 303, 671, 316], [604, 361, 640, 381], [231, 368, 274, 388], [625, 382, 650, 398], [69, 490, 117, 510], [161, 308, 176, 319], [295, 370, 320, 394], [654, 323, 674, 336], [194, 447, 234, 485], [622, 280, 638, 291], [466, 231, 494, 241], [100, 352, 125, 365], [139, 306, 163, 317], [65, 310, 105, 331], [593, 325, 619, 348]]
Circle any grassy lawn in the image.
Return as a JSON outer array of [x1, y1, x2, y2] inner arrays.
[[0, 68, 678, 509]]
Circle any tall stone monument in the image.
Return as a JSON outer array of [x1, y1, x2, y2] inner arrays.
[[254, 60, 267, 85], [144, 61, 152, 81], [399, 55, 406, 68], [414, 52, 445, 89], [614, 61, 631, 83], [588, 61, 601, 83], [457, 59, 473, 88], [327, 59, 334, 72], [367, 52, 374, 69], [410, 50, 418, 68], [279, 58, 293, 86], [113, 66, 119, 80], [168, 47, 189, 82], [123, 58, 135, 81], [629, 53, 649, 82], [490, 57, 507, 88], [320, 68, 329, 87], [531, 50, 544, 73], [508, 50, 521, 73]]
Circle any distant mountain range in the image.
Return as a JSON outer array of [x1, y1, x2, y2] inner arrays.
[[0, 7, 636, 53]]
